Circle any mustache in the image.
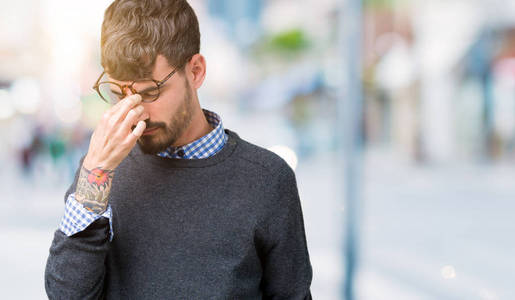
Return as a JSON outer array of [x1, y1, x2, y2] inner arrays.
[[131, 119, 166, 131]]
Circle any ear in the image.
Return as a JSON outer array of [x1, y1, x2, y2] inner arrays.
[[187, 54, 206, 89]]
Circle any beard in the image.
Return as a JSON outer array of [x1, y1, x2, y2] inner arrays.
[[136, 79, 195, 155]]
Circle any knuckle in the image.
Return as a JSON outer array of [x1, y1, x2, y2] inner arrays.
[[127, 109, 136, 119], [107, 118, 118, 129], [121, 138, 132, 147]]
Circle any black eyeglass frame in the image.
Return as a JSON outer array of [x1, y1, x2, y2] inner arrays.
[[92, 68, 177, 104]]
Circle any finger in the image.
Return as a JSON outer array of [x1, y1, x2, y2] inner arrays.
[[107, 94, 142, 127], [127, 120, 146, 143], [104, 119, 144, 161], [105, 93, 140, 115], [118, 106, 147, 134]]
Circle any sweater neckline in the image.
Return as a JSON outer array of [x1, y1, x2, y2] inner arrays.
[[131, 128, 240, 169]]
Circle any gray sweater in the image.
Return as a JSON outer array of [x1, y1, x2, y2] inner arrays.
[[45, 129, 313, 299]]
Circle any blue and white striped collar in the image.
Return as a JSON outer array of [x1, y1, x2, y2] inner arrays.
[[156, 108, 228, 159]]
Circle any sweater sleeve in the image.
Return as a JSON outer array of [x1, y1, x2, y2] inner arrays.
[[259, 165, 313, 299], [44, 156, 111, 299]]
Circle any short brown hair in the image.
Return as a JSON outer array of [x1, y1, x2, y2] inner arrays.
[[101, 0, 200, 80]]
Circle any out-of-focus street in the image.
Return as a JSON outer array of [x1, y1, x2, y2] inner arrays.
[[2, 0, 515, 299]]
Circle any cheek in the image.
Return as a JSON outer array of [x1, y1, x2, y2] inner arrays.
[[145, 96, 179, 121]]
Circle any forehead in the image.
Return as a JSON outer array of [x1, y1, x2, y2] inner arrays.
[[106, 55, 175, 85]]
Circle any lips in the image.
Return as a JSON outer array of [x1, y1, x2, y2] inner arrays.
[[142, 127, 159, 135]]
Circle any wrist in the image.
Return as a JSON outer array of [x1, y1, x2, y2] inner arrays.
[[74, 164, 115, 215], [83, 155, 115, 171]]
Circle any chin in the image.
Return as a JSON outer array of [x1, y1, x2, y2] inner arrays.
[[137, 131, 182, 155], [137, 137, 169, 155]]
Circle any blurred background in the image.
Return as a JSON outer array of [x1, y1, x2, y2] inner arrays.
[[1, 0, 514, 299]]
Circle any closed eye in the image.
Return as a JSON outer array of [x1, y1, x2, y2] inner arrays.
[[110, 90, 124, 99], [111, 90, 123, 96], [139, 86, 159, 95]]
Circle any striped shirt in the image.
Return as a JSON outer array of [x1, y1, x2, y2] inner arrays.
[[59, 108, 227, 241]]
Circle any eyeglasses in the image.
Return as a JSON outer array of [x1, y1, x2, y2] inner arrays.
[[92, 68, 177, 104]]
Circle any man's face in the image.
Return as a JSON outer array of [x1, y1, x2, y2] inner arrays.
[[108, 55, 195, 154]]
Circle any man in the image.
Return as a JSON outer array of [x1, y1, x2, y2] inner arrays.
[[44, 0, 312, 299]]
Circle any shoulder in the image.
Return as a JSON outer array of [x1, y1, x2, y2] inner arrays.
[[227, 129, 295, 179]]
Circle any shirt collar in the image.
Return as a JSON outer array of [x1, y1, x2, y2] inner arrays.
[[156, 108, 228, 159]]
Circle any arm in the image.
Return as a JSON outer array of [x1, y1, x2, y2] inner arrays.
[[59, 164, 115, 241], [45, 216, 111, 299], [45, 94, 148, 299], [45, 162, 113, 299], [259, 166, 313, 299]]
